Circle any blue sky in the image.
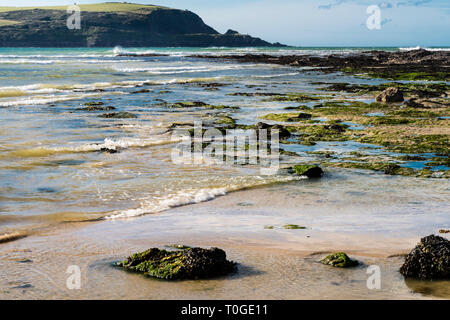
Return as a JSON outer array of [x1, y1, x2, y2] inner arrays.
[[1, 0, 449, 46]]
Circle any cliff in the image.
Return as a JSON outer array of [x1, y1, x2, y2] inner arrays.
[[0, 3, 283, 47]]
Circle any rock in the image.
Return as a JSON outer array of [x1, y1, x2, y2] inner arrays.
[[99, 148, 118, 154], [255, 122, 291, 139], [400, 235, 450, 280], [83, 101, 104, 107], [131, 89, 152, 94], [404, 98, 446, 109], [271, 124, 292, 139], [439, 229, 450, 234], [289, 165, 323, 178], [384, 164, 401, 175], [321, 252, 359, 268], [225, 29, 240, 35], [117, 247, 237, 280], [376, 87, 404, 103], [404, 98, 425, 108], [98, 112, 137, 119], [256, 122, 271, 130], [290, 113, 312, 120]]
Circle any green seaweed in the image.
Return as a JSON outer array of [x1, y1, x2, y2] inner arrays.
[[321, 252, 359, 268], [261, 112, 312, 122], [98, 112, 137, 119], [283, 224, 306, 230], [290, 164, 324, 178]]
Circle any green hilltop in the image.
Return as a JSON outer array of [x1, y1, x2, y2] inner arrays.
[[0, 2, 282, 47]]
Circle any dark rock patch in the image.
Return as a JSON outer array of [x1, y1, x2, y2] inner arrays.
[[288, 165, 323, 178], [400, 235, 450, 280], [376, 87, 404, 103], [321, 252, 359, 268], [117, 247, 237, 280]]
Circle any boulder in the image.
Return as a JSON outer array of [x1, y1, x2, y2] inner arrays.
[[376, 87, 404, 103], [321, 252, 359, 268], [117, 247, 237, 280], [289, 165, 323, 178], [256, 122, 291, 139], [400, 235, 450, 280]]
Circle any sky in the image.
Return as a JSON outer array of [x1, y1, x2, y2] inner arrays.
[[0, 0, 449, 47]]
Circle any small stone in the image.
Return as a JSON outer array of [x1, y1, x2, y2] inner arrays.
[[98, 112, 137, 119], [384, 164, 401, 175]]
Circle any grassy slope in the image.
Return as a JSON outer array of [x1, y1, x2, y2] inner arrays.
[[0, 3, 166, 13]]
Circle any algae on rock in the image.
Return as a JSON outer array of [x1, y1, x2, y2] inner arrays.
[[117, 247, 237, 280]]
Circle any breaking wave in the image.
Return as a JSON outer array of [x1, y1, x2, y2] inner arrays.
[[106, 175, 303, 219]]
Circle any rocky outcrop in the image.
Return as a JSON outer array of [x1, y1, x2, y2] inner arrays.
[[376, 87, 404, 103], [117, 247, 237, 280], [0, 5, 282, 47], [400, 235, 450, 280]]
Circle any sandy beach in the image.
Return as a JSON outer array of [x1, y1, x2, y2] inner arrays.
[[1, 167, 449, 299]]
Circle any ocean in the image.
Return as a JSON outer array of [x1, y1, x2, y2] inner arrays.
[[0, 46, 449, 238], [0, 46, 449, 299]]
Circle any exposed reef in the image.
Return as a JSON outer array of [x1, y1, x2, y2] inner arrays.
[[192, 49, 450, 81]]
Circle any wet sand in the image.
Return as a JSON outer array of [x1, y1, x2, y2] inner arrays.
[[1, 168, 449, 300]]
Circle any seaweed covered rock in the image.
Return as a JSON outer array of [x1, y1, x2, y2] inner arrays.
[[376, 87, 404, 103], [117, 247, 237, 280], [98, 112, 137, 119], [400, 235, 450, 280], [256, 122, 291, 139], [288, 165, 323, 178], [321, 252, 359, 268]]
